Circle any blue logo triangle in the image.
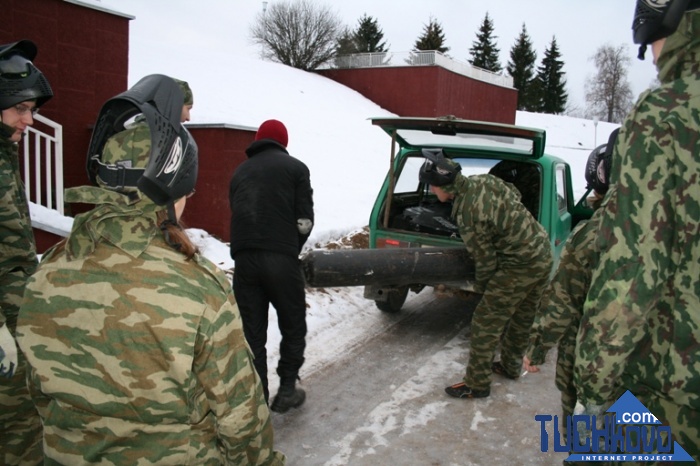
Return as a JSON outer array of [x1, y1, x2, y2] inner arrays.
[[671, 442, 696, 462], [607, 390, 661, 425]]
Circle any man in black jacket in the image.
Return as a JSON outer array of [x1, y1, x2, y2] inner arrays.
[[229, 119, 314, 413]]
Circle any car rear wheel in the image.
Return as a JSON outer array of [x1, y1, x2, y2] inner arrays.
[[374, 285, 409, 313]]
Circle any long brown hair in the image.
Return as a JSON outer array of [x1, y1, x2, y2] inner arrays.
[[156, 210, 199, 259]]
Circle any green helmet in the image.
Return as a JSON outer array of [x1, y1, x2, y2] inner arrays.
[[87, 74, 198, 205], [173, 78, 193, 106]]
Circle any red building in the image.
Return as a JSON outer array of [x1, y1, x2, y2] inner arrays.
[[183, 124, 255, 242], [2, 0, 257, 249], [316, 52, 517, 124], [2, 0, 131, 251], [1, 0, 131, 190]]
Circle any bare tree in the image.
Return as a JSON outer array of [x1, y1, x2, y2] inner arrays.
[[250, 0, 343, 71], [564, 101, 585, 119], [585, 44, 634, 123]]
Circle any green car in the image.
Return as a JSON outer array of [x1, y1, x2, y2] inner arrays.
[[364, 115, 593, 312]]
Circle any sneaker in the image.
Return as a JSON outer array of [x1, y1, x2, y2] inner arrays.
[[491, 361, 519, 380], [444, 382, 490, 399], [270, 386, 306, 413]]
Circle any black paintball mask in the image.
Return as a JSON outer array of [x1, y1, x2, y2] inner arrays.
[[632, 0, 700, 59], [584, 128, 619, 196], [0, 39, 53, 110], [0, 39, 53, 139], [419, 148, 461, 187], [86, 74, 198, 206]]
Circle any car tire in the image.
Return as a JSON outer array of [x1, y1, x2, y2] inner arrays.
[[375, 285, 409, 313]]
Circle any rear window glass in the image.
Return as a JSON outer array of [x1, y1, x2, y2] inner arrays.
[[394, 156, 497, 194], [392, 154, 542, 220], [395, 129, 536, 155]]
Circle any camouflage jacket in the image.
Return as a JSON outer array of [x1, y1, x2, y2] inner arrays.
[[575, 11, 700, 410], [526, 209, 602, 366], [447, 173, 551, 291], [0, 137, 37, 328], [16, 186, 285, 465]]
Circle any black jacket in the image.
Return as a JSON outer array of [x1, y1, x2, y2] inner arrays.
[[229, 139, 314, 258]]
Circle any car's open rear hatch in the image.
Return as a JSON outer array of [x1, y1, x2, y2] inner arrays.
[[370, 115, 546, 159]]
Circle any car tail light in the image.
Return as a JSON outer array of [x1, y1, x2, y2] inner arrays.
[[376, 238, 410, 249]]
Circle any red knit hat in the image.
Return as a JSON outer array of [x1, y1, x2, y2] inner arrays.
[[255, 119, 288, 147]]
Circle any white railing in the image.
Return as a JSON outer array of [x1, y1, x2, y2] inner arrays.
[[23, 113, 64, 215], [326, 50, 514, 89]]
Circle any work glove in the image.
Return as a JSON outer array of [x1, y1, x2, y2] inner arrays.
[[0, 324, 18, 378], [573, 400, 606, 448], [297, 218, 313, 235]]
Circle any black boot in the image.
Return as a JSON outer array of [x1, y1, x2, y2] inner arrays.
[[262, 384, 270, 405], [271, 378, 306, 413]]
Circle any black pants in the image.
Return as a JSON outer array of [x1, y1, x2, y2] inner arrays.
[[232, 249, 307, 400]]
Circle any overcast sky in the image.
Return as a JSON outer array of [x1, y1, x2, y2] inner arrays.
[[101, 0, 658, 113]]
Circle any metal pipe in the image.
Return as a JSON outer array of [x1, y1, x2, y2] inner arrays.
[[300, 247, 475, 287]]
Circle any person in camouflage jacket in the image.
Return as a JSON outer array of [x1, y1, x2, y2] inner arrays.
[[16, 75, 285, 465], [418, 149, 552, 399], [523, 134, 615, 426], [574, 3, 700, 462], [0, 39, 53, 465]]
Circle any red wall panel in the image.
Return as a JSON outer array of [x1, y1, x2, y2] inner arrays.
[[2, 0, 130, 195], [317, 66, 517, 124], [3, 0, 130, 252], [184, 127, 256, 243], [34, 229, 64, 255]]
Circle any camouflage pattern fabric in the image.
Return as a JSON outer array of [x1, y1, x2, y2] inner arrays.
[[0, 137, 43, 465], [526, 209, 603, 420], [96, 119, 150, 193], [102, 119, 151, 167], [173, 78, 193, 106], [444, 174, 552, 389], [575, 11, 700, 463], [16, 186, 285, 465]]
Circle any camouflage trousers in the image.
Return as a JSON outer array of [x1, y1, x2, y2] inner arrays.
[[464, 259, 551, 391], [0, 351, 42, 465], [0, 276, 43, 466]]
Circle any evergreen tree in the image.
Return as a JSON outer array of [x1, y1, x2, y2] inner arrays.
[[413, 16, 450, 54], [534, 36, 568, 114], [335, 27, 358, 55], [468, 12, 502, 73], [507, 23, 538, 111], [353, 14, 388, 53], [333, 27, 358, 67]]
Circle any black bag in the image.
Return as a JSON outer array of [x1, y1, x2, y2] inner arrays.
[[391, 202, 459, 236]]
